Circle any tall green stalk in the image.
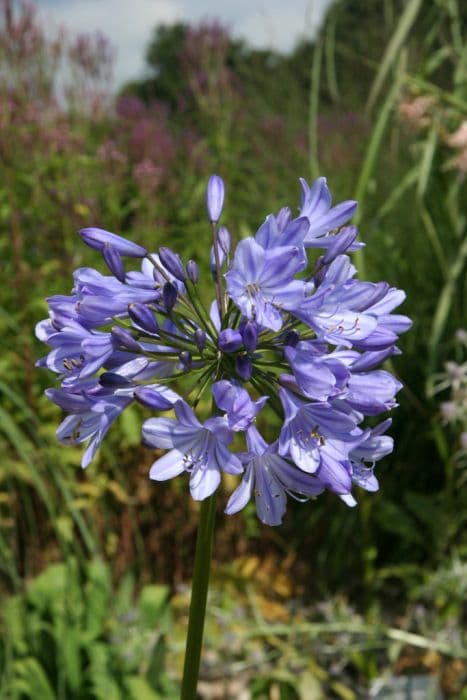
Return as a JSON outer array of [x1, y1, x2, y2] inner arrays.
[[180, 492, 217, 699]]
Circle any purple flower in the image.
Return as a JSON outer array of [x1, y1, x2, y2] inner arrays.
[[143, 401, 242, 500], [284, 341, 349, 401], [278, 388, 361, 494], [212, 380, 267, 431], [48, 358, 153, 468], [344, 370, 402, 415], [80, 227, 147, 257], [299, 177, 358, 246], [225, 237, 305, 331], [37, 172, 410, 522], [225, 426, 324, 525], [37, 321, 115, 385], [206, 174, 225, 223]]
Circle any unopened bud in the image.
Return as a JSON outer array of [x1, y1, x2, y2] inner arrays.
[[134, 387, 173, 410], [162, 282, 178, 311], [218, 328, 243, 353], [159, 246, 186, 282], [179, 351, 192, 369], [186, 259, 199, 284], [283, 330, 299, 347], [242, 320, 258, 353], [99, 372, 132, 387], [102, 245, 125, 282], [218, 226, 231, 255], [111, 326, 140, 352], [235, 355, 252, 381], [206, 174, 225, 223], [128, 303, 159, 334], [194, 328, 206, 351], [80, 227, 147, 257]]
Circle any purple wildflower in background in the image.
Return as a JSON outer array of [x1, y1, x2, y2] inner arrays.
[[36, 174, 411, 525]]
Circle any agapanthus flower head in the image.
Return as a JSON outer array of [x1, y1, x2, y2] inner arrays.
[[37, 174, 411, 525]]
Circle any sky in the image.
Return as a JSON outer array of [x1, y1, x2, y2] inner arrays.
[[37, 0, 333, 86]]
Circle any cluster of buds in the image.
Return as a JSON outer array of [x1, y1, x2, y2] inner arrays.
[[36, 175, 411, 525]]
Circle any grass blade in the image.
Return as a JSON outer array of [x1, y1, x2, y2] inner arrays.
[[366, 0, 423, 112]]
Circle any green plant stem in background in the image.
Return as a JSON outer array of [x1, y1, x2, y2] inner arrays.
[[180, 492, 217, 700]]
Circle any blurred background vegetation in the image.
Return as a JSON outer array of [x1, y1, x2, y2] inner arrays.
[[0, 0, 466, 697]]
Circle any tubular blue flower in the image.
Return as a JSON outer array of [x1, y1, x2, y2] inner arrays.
[[48, 358, 153, 468], [212, 380, 267, 431], [278, 388, 361, 495], [284, 341, 350, 401], [38, 321, 116, 385], [143, 401, 242, 500], [344, 370, 402, 415], [80, 227, 147, 257], [206, 174, 225, 223], [255, 213, 309, 250], [225, 237, 306, 331], [134, 385, 180, 410], [225, 426, 324, 525], [299, 177, 358, 245]]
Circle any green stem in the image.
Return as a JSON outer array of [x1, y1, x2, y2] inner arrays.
[[180, 493, 217, 699]]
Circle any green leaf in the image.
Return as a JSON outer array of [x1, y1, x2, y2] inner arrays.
[[138, 585, 171, 630], [10, 658, 57, 700], [84, 558, 112, 642], [126, 676, 164, 700]]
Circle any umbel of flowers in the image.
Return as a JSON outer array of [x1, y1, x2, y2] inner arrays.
[[36, 175, 411, 526]]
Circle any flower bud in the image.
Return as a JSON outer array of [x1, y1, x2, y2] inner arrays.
[[210, 244, 226, 276], [99, 372, 132, 387], [80, 227, 147, 257], [206, 174, 225, 223], [322, 226, 358, 265], [218, 328, 243, 353], [194, 328, 206, 351], [235, 354, 252, 381], [158, 246, 186, 282], [162, 282, 178, 311], [128, 303, 159, 334], [111, 326, 140, 352], [241, 320, 258, 353], [283, 330, 299, 347], [218, 226, 231, 255], [102, 245, 125, 282], [186, 259, 199, 284], [134, 387, 173, 411], [179, 351, 192, 369]]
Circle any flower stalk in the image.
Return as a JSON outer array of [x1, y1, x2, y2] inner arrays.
[[180, 493, 217, 700]]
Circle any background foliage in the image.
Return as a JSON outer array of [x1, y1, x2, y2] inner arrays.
[[0, 0, 466, 696]]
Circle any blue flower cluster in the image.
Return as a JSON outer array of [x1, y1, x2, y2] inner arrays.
[[36, 175, 411, 525]]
